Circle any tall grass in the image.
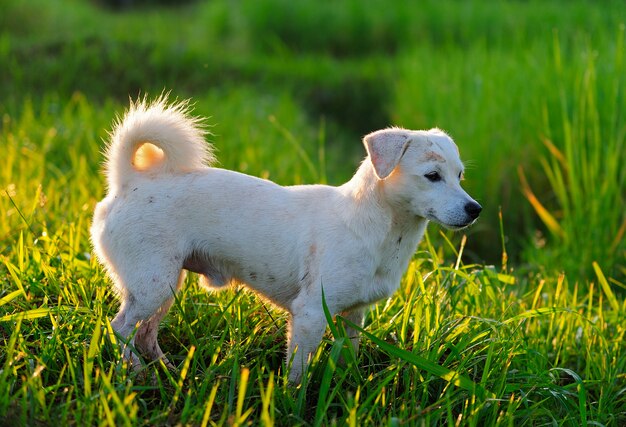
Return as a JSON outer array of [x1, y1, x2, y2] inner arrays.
[[1, 95, 625, 425], [520, 28, 626, 281], [2, 222, 625, 424]]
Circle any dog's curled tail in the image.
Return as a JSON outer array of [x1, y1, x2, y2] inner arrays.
[[104, 95, 215, 193]]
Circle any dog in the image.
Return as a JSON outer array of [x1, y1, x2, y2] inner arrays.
[[90, 96, 481, 383]]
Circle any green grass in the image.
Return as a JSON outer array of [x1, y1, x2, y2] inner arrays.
[[520, 31, 626, 280], [1, 166, 624, 424], [1, 0, 625, 425]]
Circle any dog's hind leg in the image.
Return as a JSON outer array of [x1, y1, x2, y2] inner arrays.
[[134, 270, 186, 370], [133, 299, 175, 370], [110, 299, 143, 368], [110, 266, 183, 371]]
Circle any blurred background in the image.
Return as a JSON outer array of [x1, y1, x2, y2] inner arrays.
[[1, 0, 624, 284]]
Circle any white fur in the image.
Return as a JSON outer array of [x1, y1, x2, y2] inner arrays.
[[91, 97, 481, 383]]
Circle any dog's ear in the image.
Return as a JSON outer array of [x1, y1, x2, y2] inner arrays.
[[363, 129, 410, 179]]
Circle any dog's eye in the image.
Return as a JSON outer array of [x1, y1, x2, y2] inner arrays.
[[424, 172, 441, 182]]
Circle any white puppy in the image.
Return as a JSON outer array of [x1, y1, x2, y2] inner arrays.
[[91, 96, 481, 383]]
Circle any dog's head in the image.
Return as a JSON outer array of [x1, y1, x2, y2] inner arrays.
[[364, 127, 481, 229]]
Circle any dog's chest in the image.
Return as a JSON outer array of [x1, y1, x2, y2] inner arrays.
[[372, 245, 410, 296], [365, 223, 427, 302]]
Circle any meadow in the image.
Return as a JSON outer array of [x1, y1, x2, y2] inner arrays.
[[0, 0, 625, 425]]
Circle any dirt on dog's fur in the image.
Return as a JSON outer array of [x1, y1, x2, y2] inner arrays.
[[91, 96, 481, 383]]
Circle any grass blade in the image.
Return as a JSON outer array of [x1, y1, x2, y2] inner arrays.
[[0, 289, 24, 307], [342, 317, 493, 399], [593, 262, 619, 312]]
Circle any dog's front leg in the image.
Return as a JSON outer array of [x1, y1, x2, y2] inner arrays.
[[286, 310, 327, 383], [340, 308, 365, 355]]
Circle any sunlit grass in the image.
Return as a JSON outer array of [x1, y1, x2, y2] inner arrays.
[[1, 96, 624, 425]]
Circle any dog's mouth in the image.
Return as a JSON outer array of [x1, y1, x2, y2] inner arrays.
[[426, 214, 478, 231], [444, 220, 477, 231]]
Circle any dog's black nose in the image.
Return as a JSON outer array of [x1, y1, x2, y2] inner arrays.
[[464, 201, 482, 220]]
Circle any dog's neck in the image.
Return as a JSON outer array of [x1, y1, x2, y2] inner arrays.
[[339, 160, 429, 296], [341, 160, 429, 252]]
